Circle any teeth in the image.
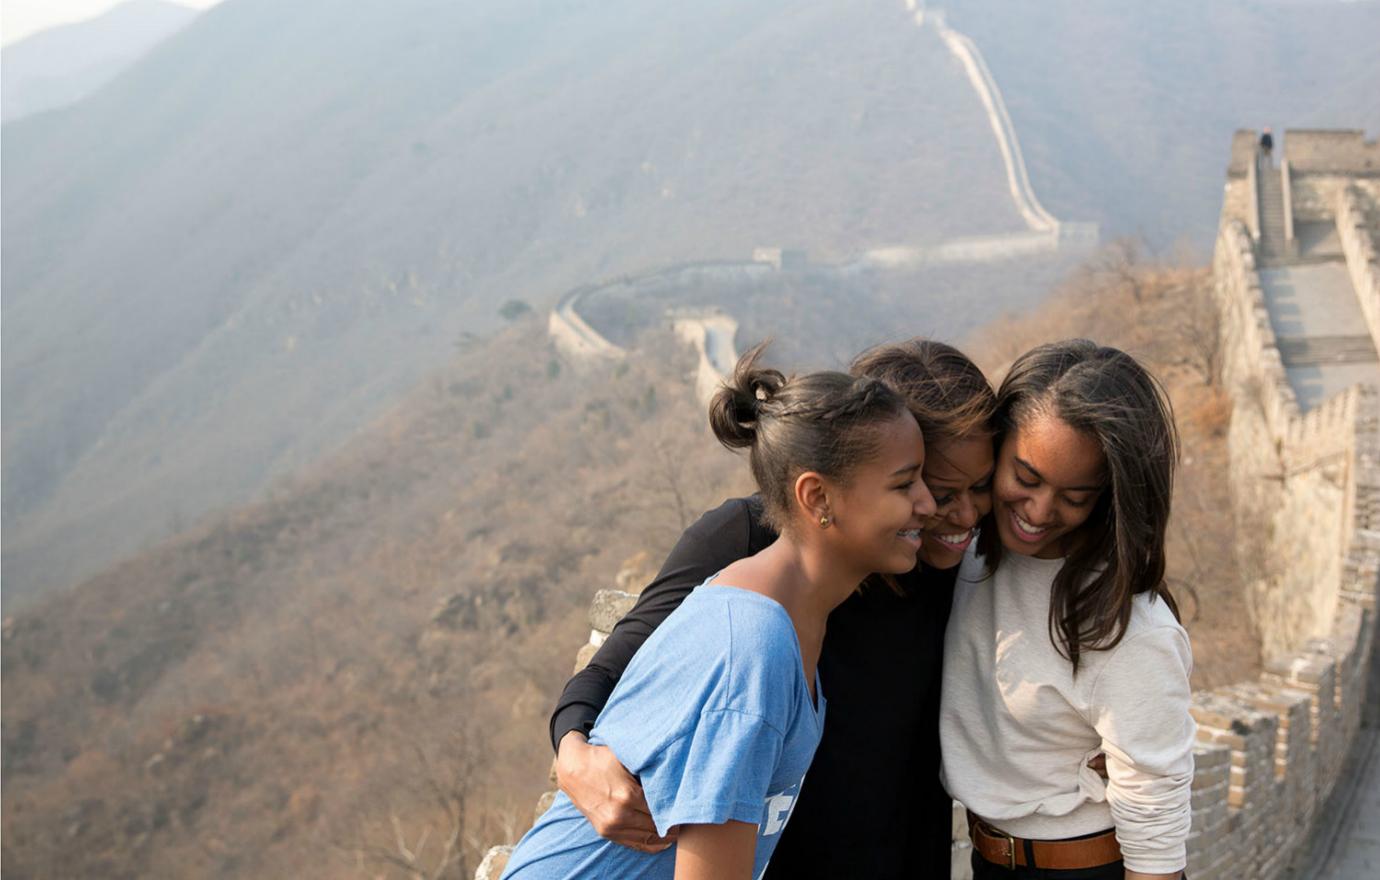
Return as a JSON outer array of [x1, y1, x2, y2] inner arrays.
[[898, 529, 922, 539], [1014, 513, 1049, 535], [937, 530, 971, 544]]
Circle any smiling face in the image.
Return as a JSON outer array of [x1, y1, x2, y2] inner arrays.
[[824, 412, 937, 575], [992, 411, 1105, 559], [918, 434, 995, 570]]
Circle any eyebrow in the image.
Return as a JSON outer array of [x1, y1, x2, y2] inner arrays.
[[890, 463, 922, 478], [927, 468, 995, 486], [1014, 457, 1101, 492]]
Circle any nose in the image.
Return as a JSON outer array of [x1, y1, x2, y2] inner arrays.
[[1024, 490, 1054, 525], [912, 479, 937, 519], [953, 493, 978, 528]]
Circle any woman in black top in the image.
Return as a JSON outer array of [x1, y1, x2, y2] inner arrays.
[[550, 340, 998, 879]]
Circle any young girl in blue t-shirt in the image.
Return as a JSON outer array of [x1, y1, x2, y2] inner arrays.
[[502, 342, 938, 880]]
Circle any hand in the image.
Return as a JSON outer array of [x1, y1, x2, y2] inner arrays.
[[556, 731, 676, 852], [1087, 753, 1108, 779]]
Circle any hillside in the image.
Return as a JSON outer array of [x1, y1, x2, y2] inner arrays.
[[944, 0, 1380, 245], [1, 250, 1259, 878], [1, 315, 748, 878], [0, 1, 199, 122], [2, 0, 1026, 603], [7, 2, 1379, 612]]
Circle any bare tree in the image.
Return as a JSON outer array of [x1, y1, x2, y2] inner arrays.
[[1167, 278, 1222, 386], [341, 728, 480, 880], [1094, 237, 1148, 304]]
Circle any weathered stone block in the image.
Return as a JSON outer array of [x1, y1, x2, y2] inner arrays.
[[587, 589, 638, 634], [473, 846, 512, 880]]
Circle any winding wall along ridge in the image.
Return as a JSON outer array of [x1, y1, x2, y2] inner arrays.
[[923, 5, 1059, 234], [551, 2, 1093, 365]]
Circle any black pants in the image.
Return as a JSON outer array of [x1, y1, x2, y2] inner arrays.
[[970, 850, 1124, 880]]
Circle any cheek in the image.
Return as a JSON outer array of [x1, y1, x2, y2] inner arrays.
[[992, 471, 1022, 511], [974, 493, 994, 518], [1058, 503, 1097, 532]]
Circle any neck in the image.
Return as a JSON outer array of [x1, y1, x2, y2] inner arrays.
[[720, 533, 871, 678]]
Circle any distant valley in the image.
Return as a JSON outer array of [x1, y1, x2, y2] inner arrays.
[[3, 0, 1379, 606]]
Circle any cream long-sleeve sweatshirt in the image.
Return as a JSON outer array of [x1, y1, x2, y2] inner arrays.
[[940, 546, 1195, 874]]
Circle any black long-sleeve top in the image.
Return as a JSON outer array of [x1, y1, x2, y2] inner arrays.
[[550, 496, 957, 879]]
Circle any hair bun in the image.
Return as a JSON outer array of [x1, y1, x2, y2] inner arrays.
[[709, 342, 784, 449]]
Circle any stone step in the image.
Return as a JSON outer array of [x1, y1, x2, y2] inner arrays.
[[1277, 335, 1380, 366]]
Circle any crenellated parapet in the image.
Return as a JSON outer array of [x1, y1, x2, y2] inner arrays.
[[1214, 219, 1300, 436], [1337, 185, 1380, 349], [1188, 130, 1380, 880]]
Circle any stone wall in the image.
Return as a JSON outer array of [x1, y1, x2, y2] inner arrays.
[[1282, 130, 1380, 175], [1338, 185, 1380, 348], [1180, 173, 1380, 878]]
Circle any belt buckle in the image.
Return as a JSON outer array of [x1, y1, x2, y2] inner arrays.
[[998, 828, 1017, 871], [978, 818, 1018, 871]]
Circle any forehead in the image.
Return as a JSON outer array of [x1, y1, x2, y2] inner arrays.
[[868, 412, 925, 463], [1007, 413, 1104, 487], [925, 435, 994, 482]]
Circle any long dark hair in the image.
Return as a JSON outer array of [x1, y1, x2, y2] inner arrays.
[[709, 341, 910, 532], [976, 340, 1180, 672]]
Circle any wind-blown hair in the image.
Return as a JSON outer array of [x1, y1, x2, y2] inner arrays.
[[976, 339, 1181, 672], [849, 339, 996, 448], [709, 341, 911, 532]]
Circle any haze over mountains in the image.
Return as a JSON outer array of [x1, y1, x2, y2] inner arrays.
[[4, 0, 1380, 604], [1, 1, 199, 122]]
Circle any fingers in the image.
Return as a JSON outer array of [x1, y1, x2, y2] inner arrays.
[[1086, 753, 1109, 778], [558, 742, 672, 850], [591, 798, 675, 852]]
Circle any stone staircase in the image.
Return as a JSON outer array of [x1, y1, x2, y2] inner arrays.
[[1276, 335, 1380, 367], [1258, 161, 1291, 263]]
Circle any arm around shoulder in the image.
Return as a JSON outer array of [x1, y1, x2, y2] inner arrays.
[[548, 496, 767, 750]]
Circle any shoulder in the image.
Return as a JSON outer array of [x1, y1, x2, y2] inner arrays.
[[683, 495, 776, 554], [686, 586, 797, 658], [660, 587, 796, 662], [1097, 600, 1193, 690], [614, 587, 801, 744], [689, 587, 801, 712], [1126, 593, 1190, 647]]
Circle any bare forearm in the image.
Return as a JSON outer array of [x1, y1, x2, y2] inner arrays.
[[674, 821, 756, 880]]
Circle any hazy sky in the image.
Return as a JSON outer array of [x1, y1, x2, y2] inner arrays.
[[1, 0, 221, 46]]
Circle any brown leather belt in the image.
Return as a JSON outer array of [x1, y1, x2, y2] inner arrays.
[[967, 811, 1122, 870]]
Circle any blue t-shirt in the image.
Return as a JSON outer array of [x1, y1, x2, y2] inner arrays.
[[503, 584, 825, 879]]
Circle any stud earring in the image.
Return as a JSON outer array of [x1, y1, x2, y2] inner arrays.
[[819, 514, 831, 528]]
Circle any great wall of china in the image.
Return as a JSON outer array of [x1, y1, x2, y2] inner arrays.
[[479, 129, 1380, 880], [547, 3, 1098, 389]]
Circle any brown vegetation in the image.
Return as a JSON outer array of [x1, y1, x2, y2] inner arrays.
[[1, 243, 1256, 878], [1, 318, 743, 878]]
